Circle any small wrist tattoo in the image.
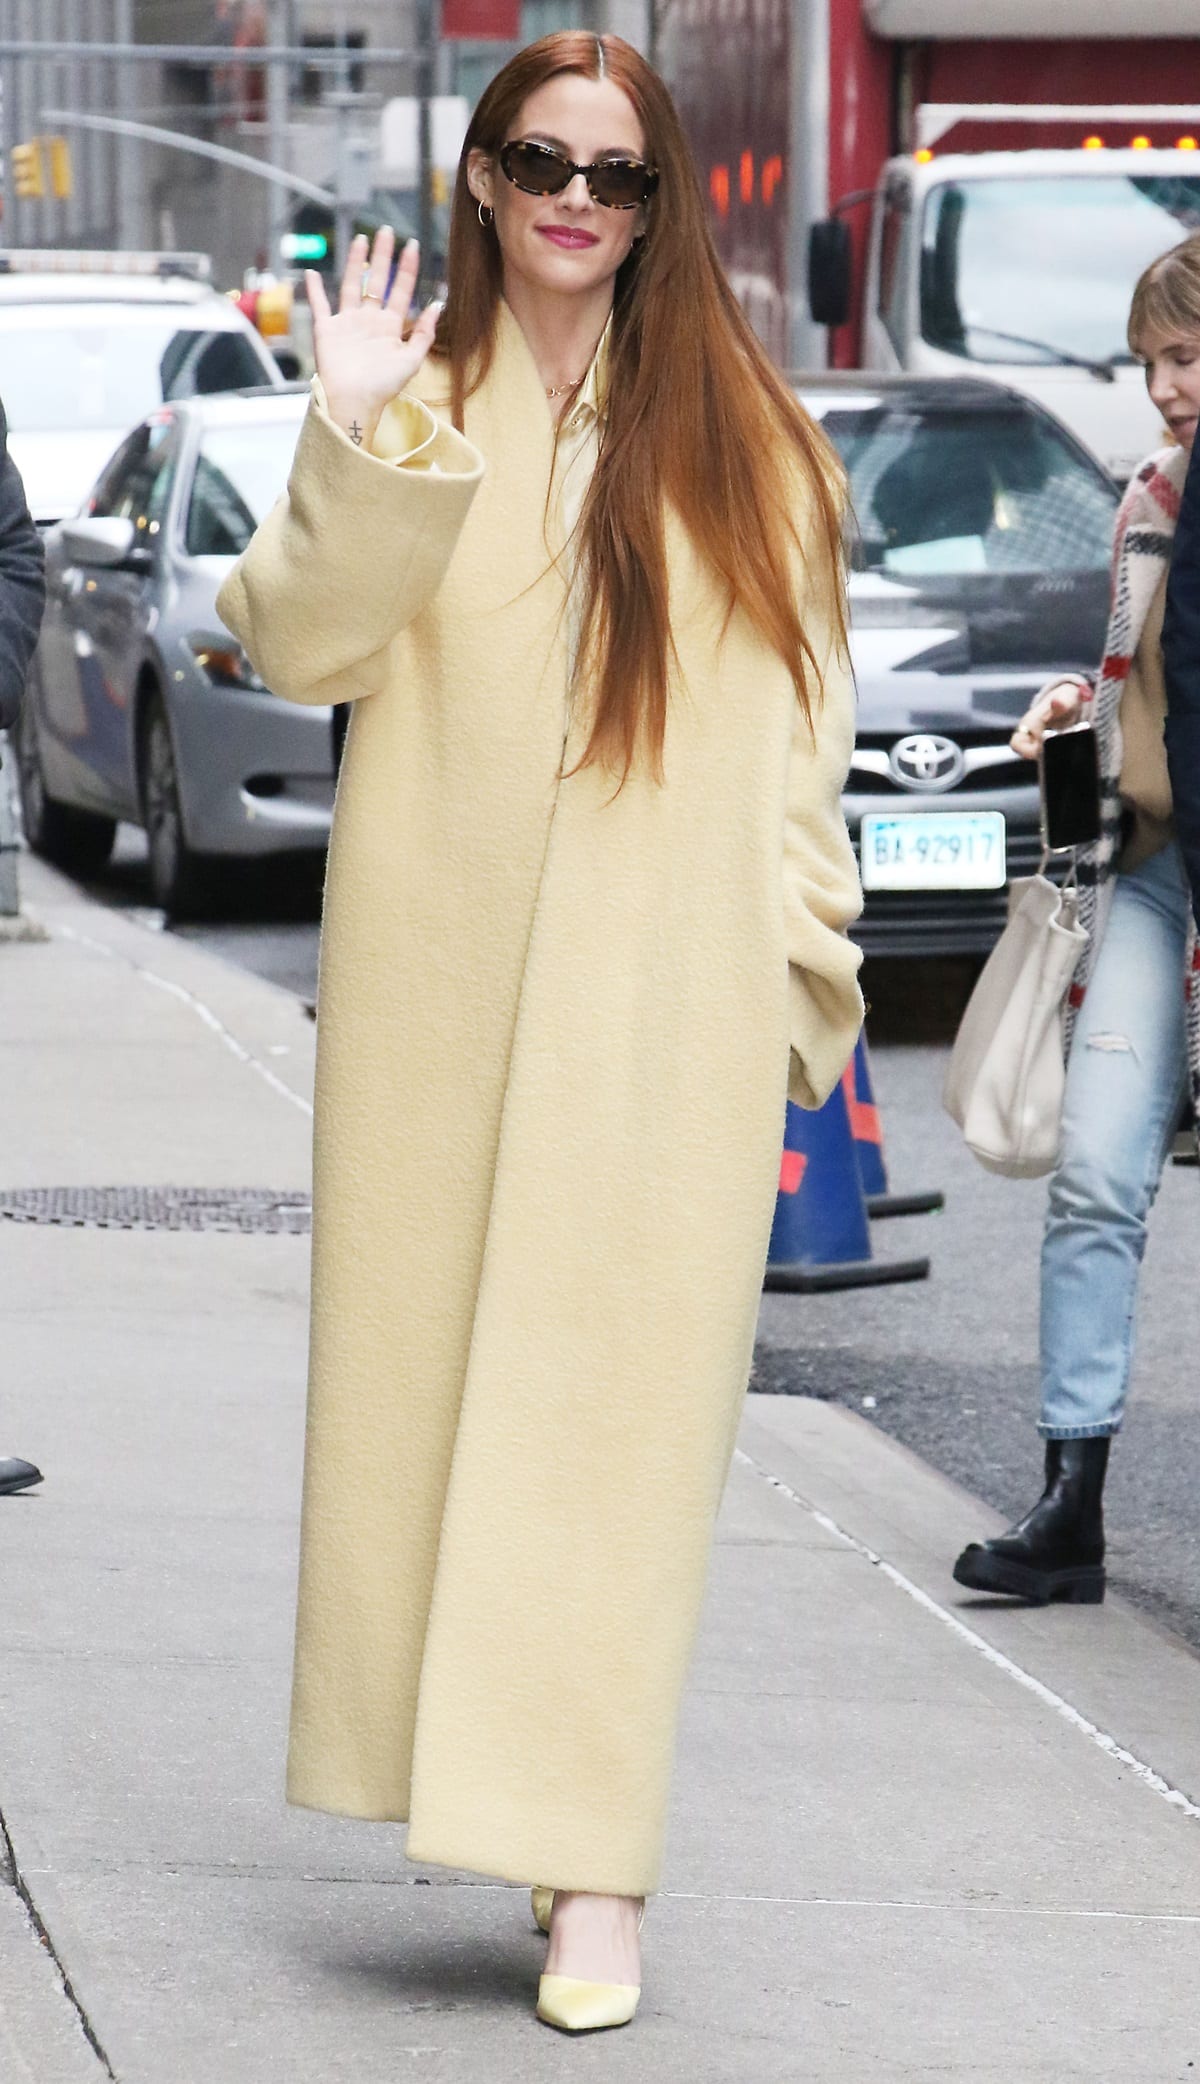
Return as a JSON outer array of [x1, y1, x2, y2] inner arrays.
[[349, 420, 363, 446]]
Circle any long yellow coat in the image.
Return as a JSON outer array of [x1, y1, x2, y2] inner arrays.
[[217, 304, 863, 1897]]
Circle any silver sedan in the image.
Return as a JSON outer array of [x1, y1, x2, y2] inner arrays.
[[16, 387, 334, 915]]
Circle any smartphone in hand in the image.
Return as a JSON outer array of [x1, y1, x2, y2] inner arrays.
[[1039, 722, 1102, 854]]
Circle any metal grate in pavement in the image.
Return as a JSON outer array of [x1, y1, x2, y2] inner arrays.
[[0, 1187, 312, 1233]]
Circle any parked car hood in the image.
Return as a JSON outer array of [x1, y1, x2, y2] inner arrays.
[[846, 567, 1109, 734], [9, 428, 130, 527]]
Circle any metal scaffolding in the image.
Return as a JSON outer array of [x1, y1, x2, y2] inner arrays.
[[0, 5, 425, 275]]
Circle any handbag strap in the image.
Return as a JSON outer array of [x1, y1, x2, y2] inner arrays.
[[1037, 848, 1081, 927]]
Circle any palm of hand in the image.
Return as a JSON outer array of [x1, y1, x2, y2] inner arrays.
[[314, 304, 427, 422], [305, 228, 441, 433]]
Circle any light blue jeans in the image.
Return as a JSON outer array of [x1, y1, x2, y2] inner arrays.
[[1039, 842, 1191, 1440]]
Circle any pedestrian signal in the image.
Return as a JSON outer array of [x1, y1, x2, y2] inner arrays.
[[430, 167, 449, 206], [48, 137, 72, 201], [280, 231, 328, 262], [11, 141, 44, 201]]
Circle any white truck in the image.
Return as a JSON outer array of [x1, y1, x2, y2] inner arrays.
[[670, 0, 1200, 479], [817, 129, 1200, 482]]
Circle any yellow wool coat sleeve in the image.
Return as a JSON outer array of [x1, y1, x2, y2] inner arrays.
[[784, 621, 864, 1111], [215, 381, 484, 707]]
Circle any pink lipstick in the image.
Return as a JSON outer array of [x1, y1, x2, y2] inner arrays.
[[537, 226, 599, 248]]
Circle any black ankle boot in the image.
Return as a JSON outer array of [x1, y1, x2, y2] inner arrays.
[[952, 1438, 1109, 1605]]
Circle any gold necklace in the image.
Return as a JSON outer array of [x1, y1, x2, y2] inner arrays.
[[545, 376, 584, 399]]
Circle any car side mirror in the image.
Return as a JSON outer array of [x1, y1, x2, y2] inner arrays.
[[808, 218, 852, 329], [60, 515, 155, 574]]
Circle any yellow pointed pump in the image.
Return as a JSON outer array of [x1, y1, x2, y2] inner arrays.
[[531, 1890, 646, 2033], [536, 1974, 640, 2033]]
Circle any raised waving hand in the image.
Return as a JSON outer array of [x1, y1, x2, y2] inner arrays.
[[306, 227, 442, 451]]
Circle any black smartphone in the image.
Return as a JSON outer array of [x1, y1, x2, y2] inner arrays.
[[1039, 723, 1101, 853]]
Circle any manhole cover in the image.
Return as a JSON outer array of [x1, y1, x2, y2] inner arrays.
[[0, 1188, 312, 1234]]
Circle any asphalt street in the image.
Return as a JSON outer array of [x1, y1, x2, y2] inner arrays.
[[82, 825, 1200, 1654]]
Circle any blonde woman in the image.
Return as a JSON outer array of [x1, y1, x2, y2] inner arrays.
[[218, 33, 862, 2034], [955, 232, 1200, 1609]]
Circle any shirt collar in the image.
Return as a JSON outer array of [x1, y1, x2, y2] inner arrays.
[[567, 313, 612, 431]]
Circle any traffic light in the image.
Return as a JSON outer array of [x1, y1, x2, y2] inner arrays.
[[280, 230, 328, 263], [48, 137, 72, 201], [11, 141, 44, 201], [430, 167, 449, 207]]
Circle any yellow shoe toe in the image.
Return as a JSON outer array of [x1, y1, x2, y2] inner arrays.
[[536, 1974, 640, 2033]]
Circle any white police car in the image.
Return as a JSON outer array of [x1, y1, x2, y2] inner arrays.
[[0, 249, 283, 527]]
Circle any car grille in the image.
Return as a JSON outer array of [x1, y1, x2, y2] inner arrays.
[[848, 728, 1027, 798]]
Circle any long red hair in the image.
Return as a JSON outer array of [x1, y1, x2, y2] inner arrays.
[[435, 32, 848, 782]]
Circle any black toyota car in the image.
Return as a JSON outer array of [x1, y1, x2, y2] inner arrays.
[[795, 373, 1121, 957]]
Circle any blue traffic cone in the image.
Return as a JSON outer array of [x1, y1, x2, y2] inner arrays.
[[843, 1034, 945, 1220], [764, 1076, 929, 1293]]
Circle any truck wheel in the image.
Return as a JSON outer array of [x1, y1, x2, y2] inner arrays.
[[15, 699, 116, 876], [140, 695, 210, 918]]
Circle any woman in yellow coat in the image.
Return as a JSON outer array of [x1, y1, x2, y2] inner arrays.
[[218, 31, 862, 2034]]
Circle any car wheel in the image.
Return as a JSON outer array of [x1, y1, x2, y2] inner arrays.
[[14, 697, 116, 876], [140, 695, 210, 917]]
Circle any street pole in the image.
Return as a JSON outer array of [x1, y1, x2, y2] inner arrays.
[[12, 0, 35, 246], [0, 736, 20, 917], [415, 0, 435, 293], [266, 0, 290, 264], [63, 0, 83, 244], [333, 93, 354, 275], [333, 24, 354, 286], [114, 0, 140, 250], [788, 0, 830, 373], [0, 0, 13, 251]]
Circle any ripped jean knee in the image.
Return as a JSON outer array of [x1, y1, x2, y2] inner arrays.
[[1086, 1030, 1138, 1060]]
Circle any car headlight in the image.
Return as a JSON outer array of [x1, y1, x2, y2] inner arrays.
[[186, 636, 266, 692]]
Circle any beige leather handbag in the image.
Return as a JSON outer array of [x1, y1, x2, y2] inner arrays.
[[942, 868, 1089, 1178]]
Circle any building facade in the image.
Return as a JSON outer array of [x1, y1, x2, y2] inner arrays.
[[0, 0, 648, 286]]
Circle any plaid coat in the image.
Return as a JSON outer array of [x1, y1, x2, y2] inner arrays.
[[1066, 444, 1200, 1114]]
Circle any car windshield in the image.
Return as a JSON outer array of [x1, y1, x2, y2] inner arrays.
[[817, 401, 1118, 578], [185, 420, 301, 558], [920, 175, 1200, 367], [1, 315, 270, 433]]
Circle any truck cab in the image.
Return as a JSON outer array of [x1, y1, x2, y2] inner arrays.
[[855, 145, 1200, 482]]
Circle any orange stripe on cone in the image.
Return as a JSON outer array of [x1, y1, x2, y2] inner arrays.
[[841, 1062, 882, 1147], [779, 1149, 807, 1195]]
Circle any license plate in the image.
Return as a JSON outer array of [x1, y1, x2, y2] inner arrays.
[[860, 811, 1007, 892]]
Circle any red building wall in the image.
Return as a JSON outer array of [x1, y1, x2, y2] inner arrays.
[[670, 0, 791, 363], [671, 1, 1200, 372], [828, 0, 894, 365]]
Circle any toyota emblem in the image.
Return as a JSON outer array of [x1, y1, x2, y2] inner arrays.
[[889, 733, 965, 792]]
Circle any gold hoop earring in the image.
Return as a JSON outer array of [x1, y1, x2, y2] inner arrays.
[[478, 201, 494, 228]]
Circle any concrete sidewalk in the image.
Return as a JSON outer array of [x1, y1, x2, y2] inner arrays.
[[2, 854, 1199, 2082]]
